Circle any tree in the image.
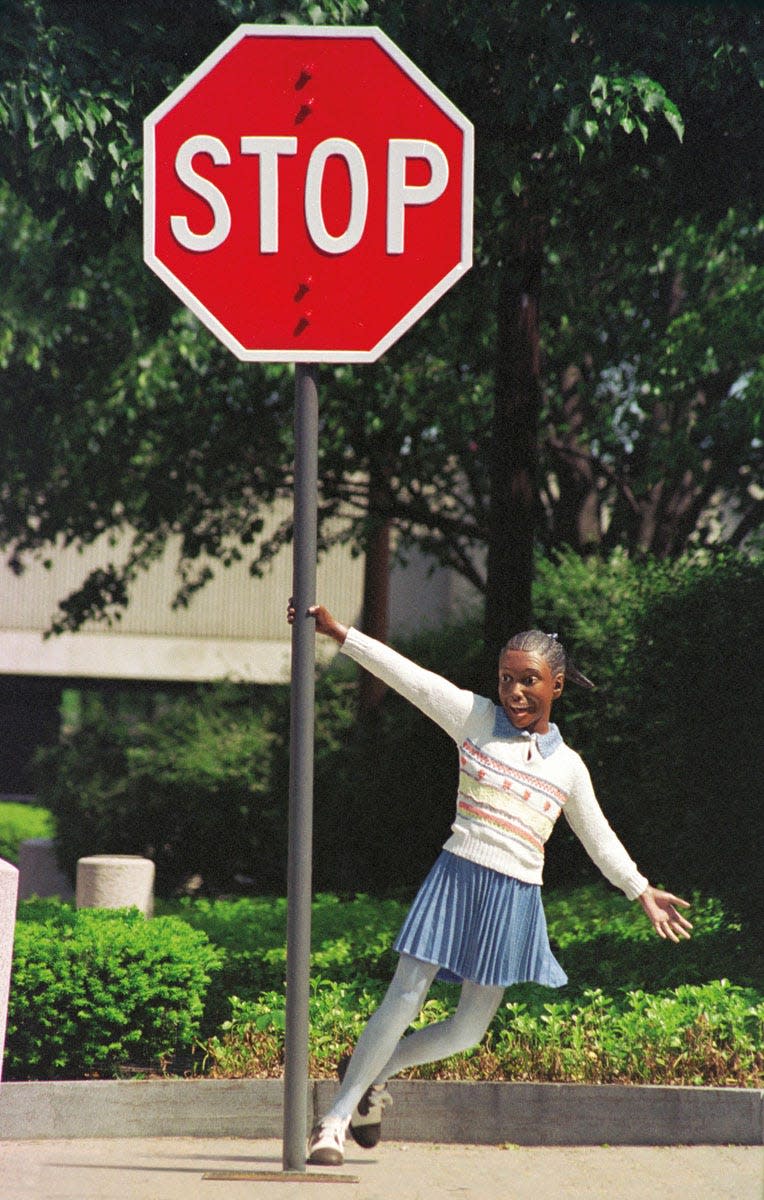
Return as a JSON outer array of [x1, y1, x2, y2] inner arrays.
[[412, 1, 762, 652], [542, 211, 764, 557], [0, 1, 761, 657]]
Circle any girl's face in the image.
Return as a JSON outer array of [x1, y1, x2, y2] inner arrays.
[[498, 649, 564, 736]]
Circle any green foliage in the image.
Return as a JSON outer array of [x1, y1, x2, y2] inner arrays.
[[489, 980, 763, 1087], [541, 209, 763, 558], [0, 800, 54, 863], [543, 883, 763, 996], [9, 884, 762, 1084], [568, 70, 684, 161], [311, 671, 460, 894], [35, 684, 288, 895], [193, 885, 763, 1086], [163, 891, 405, 1029], [0, 0, 241, 217], [309, 617, 485, 893], [603, 554, 763, 931], [6, 901, 222, 1080], [204, 982, 381, 1078], [532, 549, 764, 931], [172, 883, 763, 1011]]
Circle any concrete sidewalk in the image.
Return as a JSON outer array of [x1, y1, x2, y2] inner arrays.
[[0, 1137, 761, 1200], [1, 1080, 761, 1200]]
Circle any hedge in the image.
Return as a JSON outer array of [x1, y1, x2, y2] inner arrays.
[[6, 885, 763, 1084], [532, 548, 764, 929], [5, 901, 221, 1080]]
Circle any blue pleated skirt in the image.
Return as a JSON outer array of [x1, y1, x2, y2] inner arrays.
[[394, 851, 567, 988]]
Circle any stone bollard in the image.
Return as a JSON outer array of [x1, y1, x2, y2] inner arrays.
[[0, 858, 19, 1083], [76, 855, 155, 917], [18, 838, 74, 901]]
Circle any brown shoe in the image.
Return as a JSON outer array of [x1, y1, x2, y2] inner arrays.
[[338, 1054, 392, 1149]]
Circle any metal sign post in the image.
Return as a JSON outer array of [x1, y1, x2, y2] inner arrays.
[[205, 365, 358, 1185], [283, 363, 319, 1171]]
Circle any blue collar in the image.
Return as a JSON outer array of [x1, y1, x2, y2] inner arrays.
[[492, 707, 563, 758]]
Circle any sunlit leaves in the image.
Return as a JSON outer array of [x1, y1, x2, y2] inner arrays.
[[0, 0, 761, 629]]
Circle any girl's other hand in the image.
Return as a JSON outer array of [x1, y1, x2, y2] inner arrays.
[[638, 887, 693, 943], [286, 600, 348, 645]]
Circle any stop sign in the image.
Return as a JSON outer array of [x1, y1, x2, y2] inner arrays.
[[143, 25, 473, 362]]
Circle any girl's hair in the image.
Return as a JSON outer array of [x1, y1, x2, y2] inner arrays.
[[501, 630, 595, 689]]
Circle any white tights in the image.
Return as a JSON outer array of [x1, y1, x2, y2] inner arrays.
[[325, 954, 504, 1123]]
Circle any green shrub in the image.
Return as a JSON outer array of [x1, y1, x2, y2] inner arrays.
[[530, 549, 764, 931], [35, 684, 289, 895], [203, 982, 383, 1078], [309, 616, 488, 893], [203, 974, 763, 1089], [160, 891, 405, 1032], [196, 884, 763, 1087], [544, 885, 763, 994], [611, 551, 763, 933], [487, 980, 764, 1086], [6, 901, 222, 1080], [11, 885, 762, 1084], [0, 801, 54, 863], [171, 882, 762, 1013], [311, 673, 460, 893]]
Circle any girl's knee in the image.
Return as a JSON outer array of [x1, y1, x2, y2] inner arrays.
[[379, 958, 435, 1022], [388, 979, 430, 1019], [448, 1011, 492, 1053], [451, 984, 504, 1048]]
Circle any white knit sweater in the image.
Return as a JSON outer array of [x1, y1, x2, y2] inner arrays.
[[341, 628, 649, 901]]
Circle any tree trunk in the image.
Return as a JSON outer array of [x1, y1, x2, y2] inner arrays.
[[484, 208, 545, 667], [548, 363, 603, 552]]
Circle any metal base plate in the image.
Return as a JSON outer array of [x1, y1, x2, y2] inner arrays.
[[203, 1169, 359, 1183]]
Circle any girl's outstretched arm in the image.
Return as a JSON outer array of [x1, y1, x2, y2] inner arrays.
[[637, 886, 693, 942], [287, 600, 347, 645], [287, 599, 483, 740]]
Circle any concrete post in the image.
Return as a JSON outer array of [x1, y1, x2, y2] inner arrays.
[[18, 838, 74, 901], [0, 857, 19, 1083], [76, 855, 155, 917]]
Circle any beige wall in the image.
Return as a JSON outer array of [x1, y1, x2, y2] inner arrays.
[[0, 504, 481, 684]]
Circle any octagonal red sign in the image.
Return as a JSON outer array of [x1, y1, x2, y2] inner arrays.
[[143, 25, 473, 362]]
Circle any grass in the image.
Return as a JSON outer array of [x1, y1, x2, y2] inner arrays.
[[0, 799, 56, 864], [155, 883, 763, 1088]]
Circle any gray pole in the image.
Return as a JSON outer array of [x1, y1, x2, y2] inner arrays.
[[283, 362, 319, 1172]]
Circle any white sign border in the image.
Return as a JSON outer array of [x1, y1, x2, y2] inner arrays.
[[143, 24, 474, 363]]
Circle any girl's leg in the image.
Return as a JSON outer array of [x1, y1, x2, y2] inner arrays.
[[323, 954, 439, 1123], [372, 979, 504, 1083]]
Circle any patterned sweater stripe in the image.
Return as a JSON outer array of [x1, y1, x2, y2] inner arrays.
[[456, 796, 547, 854], [460, 740, 568, 811], [457, 773, 557, 841], [340, 628, 649, 901]]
